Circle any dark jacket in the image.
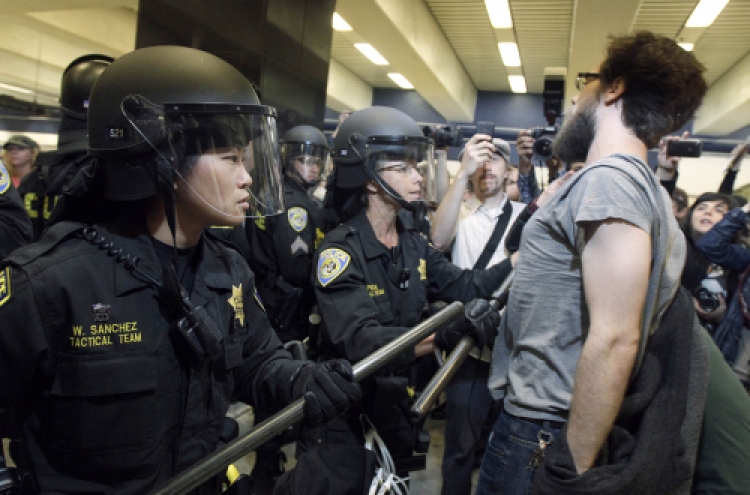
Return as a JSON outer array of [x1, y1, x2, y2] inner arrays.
[[313, 208, 511, 370], [247, 175, 322, 341], [0, 170, 32, 259], [532, 287, 707, 495], [0, 220, 301, 494]]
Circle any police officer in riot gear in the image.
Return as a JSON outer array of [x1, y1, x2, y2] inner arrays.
[[18, 54, 114, 241], [247, 124, 328, 343], [245, 124, 329, 493], [0, 45, 361, 495], [292, 106, 510, 491]]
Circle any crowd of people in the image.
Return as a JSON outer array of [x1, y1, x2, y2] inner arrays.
[[1, 29, 750, 495]]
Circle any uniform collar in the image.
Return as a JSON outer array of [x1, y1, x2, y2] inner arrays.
[[350, 208, 421, 273], [111, 226, 236, 307]]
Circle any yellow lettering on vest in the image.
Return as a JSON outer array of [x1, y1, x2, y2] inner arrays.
[[72, 325, 83, 336], [43, 195, 57, 220], [119, 332, 142, 344], [24, 193, 39, 218]]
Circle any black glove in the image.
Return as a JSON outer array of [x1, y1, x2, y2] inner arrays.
[[435, 299, 500, 351], [290, 359, 362, 427]]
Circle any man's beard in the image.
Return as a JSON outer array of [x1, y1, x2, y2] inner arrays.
[[554, 98, 597, 165]]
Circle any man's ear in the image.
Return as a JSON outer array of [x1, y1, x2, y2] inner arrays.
[[603, 77, 626, 106]]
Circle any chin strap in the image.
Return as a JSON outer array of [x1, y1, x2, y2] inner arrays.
[[348, 133, 416, 213], [154, 156, 178, 250]]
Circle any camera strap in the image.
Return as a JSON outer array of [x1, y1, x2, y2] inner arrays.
[[473, 200, 513, 270]]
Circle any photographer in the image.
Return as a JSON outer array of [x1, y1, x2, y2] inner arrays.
[[695, 200, 750, 391], [680, 193, 740, 335], [515, 129, 564, 204]]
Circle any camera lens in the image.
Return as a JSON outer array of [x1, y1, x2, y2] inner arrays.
[[533, 136, 555, 161]]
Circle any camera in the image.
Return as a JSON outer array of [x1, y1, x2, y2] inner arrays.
[[694, 287, 720, 313], [531, 68, 566, 162], [422, 125, 462, 148], [476, 121, 495, 138], [667, 138, 702, 158], [531, 125, 559, 161]]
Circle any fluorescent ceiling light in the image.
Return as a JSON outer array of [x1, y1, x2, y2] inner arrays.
[[678, 42, 694, 51], [508, 75, 527, 93], [387, 73, 414, 89], [485, 0, 513, 28], [498, 42, 521, 67], [354, 43, 389, 65], [0, 82, 33, 94], [332, 12, 352, 31], [686, 0, 729, 28]]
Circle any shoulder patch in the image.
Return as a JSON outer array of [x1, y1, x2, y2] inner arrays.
[[0, 162, 10, 195], [317, 248, 351, 287], [288, 207, 308, 233], [0, 267, 11, 307]]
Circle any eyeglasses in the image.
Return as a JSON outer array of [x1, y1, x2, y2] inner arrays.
[[575, 72, 600, 91], [375, 161, 418, 175]]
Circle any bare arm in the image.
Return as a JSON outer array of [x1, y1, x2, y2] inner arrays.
[[435, 148, 450, 204], [430, 135, 493, 251], [567, 219, 650, 474]]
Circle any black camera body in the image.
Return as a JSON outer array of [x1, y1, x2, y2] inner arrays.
[[531, 69, 565, 162], [531, 125, 559, 161], [422, 125, 462, 148], [667, 139, 702, 158], [694, 287, 720, 312]]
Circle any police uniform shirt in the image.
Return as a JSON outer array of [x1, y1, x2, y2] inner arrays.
[[247, 174, 322, 339], [0, 220, 301, 494], [313, 208, 511, 369], [0, 161, 32, 259]]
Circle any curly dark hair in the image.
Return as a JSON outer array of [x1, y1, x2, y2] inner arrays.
[[599, 31, 706, 149]]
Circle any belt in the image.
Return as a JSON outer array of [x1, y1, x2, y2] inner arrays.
[[511, 413, 566, 430]]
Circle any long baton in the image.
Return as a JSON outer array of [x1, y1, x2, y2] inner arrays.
[[409, 271, 514, 422], [150, 300, 465, 495]]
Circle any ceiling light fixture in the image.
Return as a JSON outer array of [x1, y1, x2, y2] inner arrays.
[[332, 12, 352, 31], [485, 0, 513, 29], [0, 82, 33, 95], [354, 43, 389, 65], [498, 42, 521, 67], [387, 73, 414, 89], [686, 0, 729, 28], [508, 75, 527, 93], [678, 42, 694, 51]]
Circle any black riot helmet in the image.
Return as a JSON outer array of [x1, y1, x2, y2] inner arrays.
[[281, 125, 329, 189], [330, 106, 436, 211], [86, 45, 284, 220], [59, 54, 114, 120]]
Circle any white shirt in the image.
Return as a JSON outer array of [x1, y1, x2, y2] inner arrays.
[[451, 195, 525, 270]]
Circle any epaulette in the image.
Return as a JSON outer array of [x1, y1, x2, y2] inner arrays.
[[2, 221, 84, 267], [320, 223, 358, 244]]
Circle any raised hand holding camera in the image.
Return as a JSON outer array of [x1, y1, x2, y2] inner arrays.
[[459, 134, 496, 177]]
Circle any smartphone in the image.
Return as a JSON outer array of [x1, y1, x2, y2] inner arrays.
[[667, 139, 702, 158], [476, 121, 495, 138]]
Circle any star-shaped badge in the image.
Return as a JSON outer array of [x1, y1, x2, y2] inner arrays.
[[228, 284, 245, 325]]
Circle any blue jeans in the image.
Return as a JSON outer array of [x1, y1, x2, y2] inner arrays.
[[475, 410, 563, 495], [441, 358, 499, 495]]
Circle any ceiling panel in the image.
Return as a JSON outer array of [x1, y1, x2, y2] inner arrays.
[[0, 0, 748, 132]]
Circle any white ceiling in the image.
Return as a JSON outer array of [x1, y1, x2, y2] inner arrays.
[[1, 0, 749, 135]]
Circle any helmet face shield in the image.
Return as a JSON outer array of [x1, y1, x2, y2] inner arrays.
[[121, 95, 284, 219], [281, 142, 329, 185], [367, 136, 437, 205]]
